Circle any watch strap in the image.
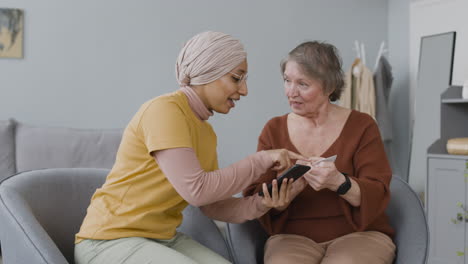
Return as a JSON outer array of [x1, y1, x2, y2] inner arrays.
[[336, 174, 351, 195]]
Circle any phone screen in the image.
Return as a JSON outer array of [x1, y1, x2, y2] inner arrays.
[[258, 164, 311, 197]]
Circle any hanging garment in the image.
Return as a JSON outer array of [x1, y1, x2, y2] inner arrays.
[[373, 56, 393, 142], [373, 56, 394, 165], [339, 58, 376, 118]]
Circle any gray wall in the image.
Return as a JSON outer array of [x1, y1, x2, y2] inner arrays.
[[388, 0, 410, 181], [0, 0, 388, 168]]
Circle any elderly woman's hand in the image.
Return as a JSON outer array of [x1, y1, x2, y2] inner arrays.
[[302, 157, 344, 192], [261, 175, 308, 212], [264, 149, 306, 172]]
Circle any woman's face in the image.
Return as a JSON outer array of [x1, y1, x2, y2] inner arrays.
[[199, 60, 248, 114], [283, 61, 330, 116]]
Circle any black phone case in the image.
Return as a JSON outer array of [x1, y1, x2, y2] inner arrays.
[[258, 164, 311, 197]]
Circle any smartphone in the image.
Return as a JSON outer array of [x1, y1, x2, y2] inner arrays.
[[258, 164, 311, 197]]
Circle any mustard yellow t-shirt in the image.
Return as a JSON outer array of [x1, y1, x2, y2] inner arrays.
[[75, 91, 218, 243]]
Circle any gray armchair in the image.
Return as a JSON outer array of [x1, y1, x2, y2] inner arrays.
[[0, 168, 232, 264], [226, 176, 429, 264]]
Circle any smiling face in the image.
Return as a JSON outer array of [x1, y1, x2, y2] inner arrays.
[[283, 61, 330, 117], [194, 60, 248, 114]]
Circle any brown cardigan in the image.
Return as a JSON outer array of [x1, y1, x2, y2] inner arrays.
[[243, 110, 394, 243]]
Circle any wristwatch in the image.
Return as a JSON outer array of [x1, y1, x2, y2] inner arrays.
[[336, 173, 351, 195]]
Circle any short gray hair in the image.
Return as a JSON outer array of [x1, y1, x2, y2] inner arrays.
[[280, 41, 344, 101]]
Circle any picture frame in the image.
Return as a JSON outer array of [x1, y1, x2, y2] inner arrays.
[[0, 8, 24, 59]]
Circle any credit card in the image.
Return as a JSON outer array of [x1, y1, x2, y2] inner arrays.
[[311, 155, 337, 166]]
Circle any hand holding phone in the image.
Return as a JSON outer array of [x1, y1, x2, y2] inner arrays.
[[258, 164, 311, 197]]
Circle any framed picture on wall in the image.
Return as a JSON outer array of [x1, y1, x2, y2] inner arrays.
[[0, 8, 24, 59]]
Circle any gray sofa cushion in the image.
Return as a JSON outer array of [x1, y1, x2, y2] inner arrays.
[[0, 119, 16, 181], [15, 122, 123, 172]]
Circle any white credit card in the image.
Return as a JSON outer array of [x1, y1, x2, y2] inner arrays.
[[312, 155, 337, 166]]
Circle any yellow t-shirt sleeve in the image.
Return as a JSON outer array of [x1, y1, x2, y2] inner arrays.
[[138, 99, 193, 153]]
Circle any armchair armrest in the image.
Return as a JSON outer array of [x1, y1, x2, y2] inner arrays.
[[0, 187, 68, 264], [226, 220, 268, 264]]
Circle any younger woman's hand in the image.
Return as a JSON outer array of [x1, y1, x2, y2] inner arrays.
[[265, 149, 306, 172]]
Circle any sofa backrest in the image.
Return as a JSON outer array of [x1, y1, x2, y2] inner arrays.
[[0, 119, 16, 181], [0, 119, 123, 182]]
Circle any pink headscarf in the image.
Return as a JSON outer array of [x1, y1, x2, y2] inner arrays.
[[175, 31, 247, 87]]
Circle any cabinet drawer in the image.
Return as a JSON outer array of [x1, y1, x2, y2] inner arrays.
[[427, 158, 467, 263]]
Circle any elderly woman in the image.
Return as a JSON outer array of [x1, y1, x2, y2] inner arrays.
[[74, 31, 304, 264], [244, 41, 396, 264]]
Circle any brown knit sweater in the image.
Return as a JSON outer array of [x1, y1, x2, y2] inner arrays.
[[243, 110, 395, 243]]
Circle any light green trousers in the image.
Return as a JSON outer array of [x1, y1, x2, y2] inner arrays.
[[74, 233, 231, 264]]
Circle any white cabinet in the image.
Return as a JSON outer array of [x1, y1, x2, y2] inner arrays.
[[427, 85, 468, 263], [427, 158, 468, 263]]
